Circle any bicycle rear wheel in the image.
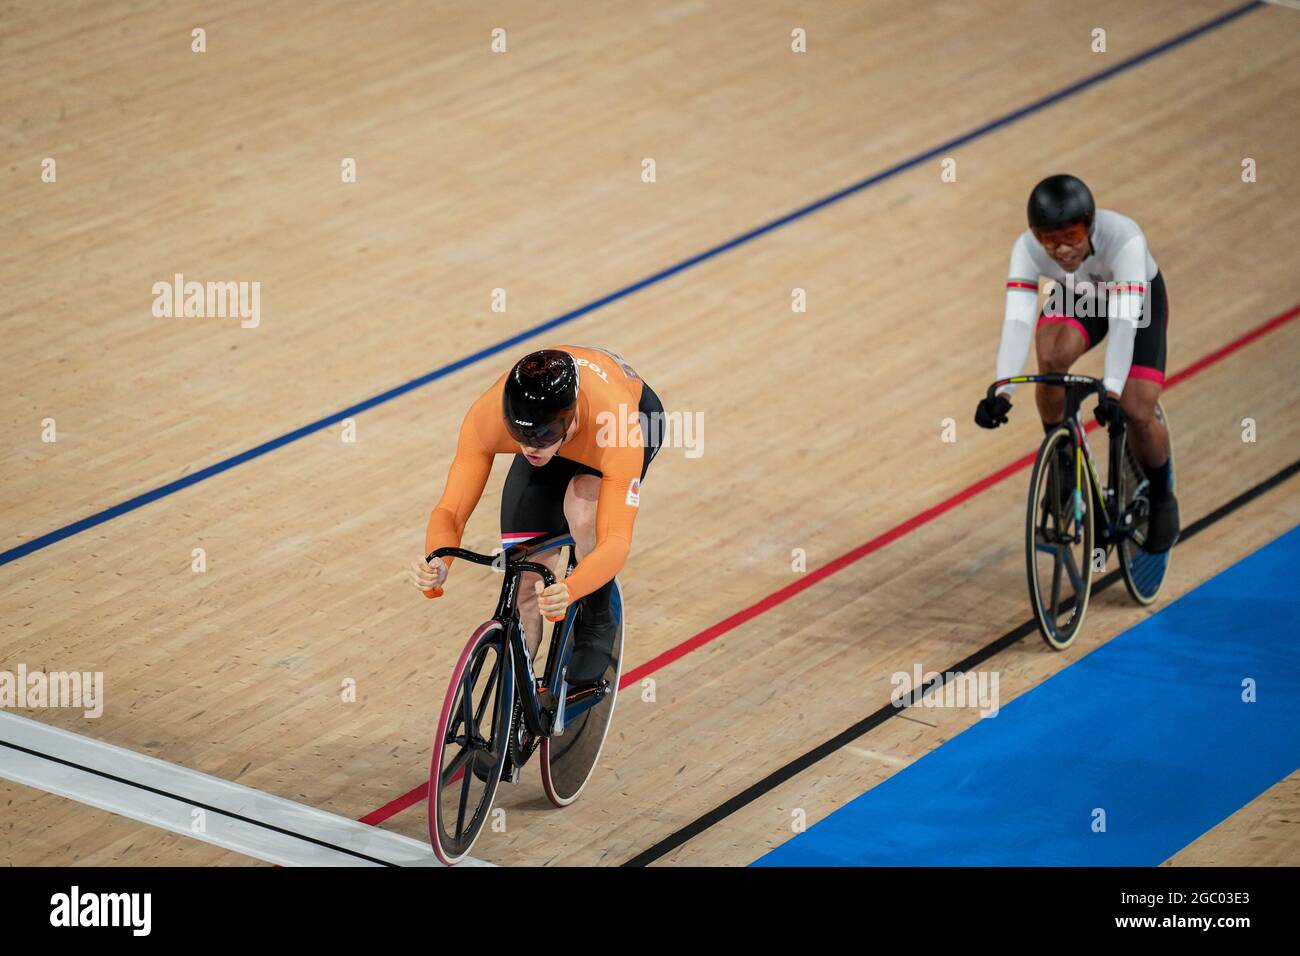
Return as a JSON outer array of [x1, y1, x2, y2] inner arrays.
[[541, 580, 625, 807], [1119, 400, 1175, 605], [428, 620, 513, 865], [1026, 427, 1094, 650]]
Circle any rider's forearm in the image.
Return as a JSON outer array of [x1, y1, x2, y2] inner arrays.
[[994, 313, 1035, 394], [423, 442, 493, 566], [996, 264, 1040, 395], [1101, 317, 1137, 397], [424, 505, 465, 557], [563, 535, 630, 602]]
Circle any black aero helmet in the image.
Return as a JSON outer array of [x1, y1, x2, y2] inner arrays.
[[1027, 174, 1095, 232], [502, 349, 579, 447]]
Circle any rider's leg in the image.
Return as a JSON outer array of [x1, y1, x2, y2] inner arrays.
[[517, 553, 564, 658], [1121, 373, 1179, 552], [564, 475, 599, 555], [1120, 377, 1171, 474], [1034, 319, 1090, 428]]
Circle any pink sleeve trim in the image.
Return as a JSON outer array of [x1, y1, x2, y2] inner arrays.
[[1127, 365, 1165, 385]]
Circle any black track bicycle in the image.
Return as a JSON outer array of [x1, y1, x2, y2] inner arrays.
[[426, 533, 624, 865], [985, 373, 1175, 650]]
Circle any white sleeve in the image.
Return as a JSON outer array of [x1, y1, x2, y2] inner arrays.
[[1101, 236, 1149, 395], [995, 235, 1041, 395]]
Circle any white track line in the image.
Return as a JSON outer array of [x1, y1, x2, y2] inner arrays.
[[0, 712, 490, 867], [1263, 0, 1300, 11]]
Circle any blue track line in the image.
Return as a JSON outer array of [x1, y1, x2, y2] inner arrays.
[[0, 1, 1263, 567]]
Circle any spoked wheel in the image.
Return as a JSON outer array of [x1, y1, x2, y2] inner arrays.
[[1119, 401, 1175, 605], [1026, 427, 1094, 650], [541, 580, 625, 807], [428, 621, 514, 865]]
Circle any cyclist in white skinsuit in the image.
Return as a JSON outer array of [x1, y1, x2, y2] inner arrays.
[[975, 175, 1179, 552]]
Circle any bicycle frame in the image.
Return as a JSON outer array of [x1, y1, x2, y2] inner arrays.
[[428, 533, 580, 745]]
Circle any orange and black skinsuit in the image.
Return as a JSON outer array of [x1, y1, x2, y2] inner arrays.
[[425, 345, 662, 601]]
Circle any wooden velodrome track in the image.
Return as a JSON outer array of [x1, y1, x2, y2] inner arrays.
[[2, 0, 1298, 866]]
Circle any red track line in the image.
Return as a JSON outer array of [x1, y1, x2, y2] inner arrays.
[[1165, 304, 1300, 387], [367, 301, 1300, 828], [358, 782, 429, 826]]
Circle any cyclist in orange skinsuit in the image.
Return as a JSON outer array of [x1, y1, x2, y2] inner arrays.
[[408, 346, 663, 684]]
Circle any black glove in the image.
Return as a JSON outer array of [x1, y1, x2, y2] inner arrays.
[[975, 393, 1012, 429], [1094, 392, 1124, 430]]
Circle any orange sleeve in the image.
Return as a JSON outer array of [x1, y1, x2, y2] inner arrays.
[[424, 389, 499, 574], [563, 442, 643, 601]]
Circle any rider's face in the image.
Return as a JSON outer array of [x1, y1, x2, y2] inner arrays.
[[1033, 222, 1091, 273], [519, 438, 563, 466], [518, 417, 576, 466]]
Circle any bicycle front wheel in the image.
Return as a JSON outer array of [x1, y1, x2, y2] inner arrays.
[[1026, 426, 1094, 650], [428, 620, 514, 865]]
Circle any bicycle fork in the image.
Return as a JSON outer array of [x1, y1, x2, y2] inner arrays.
[[1072, 419, 1110, 542]]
